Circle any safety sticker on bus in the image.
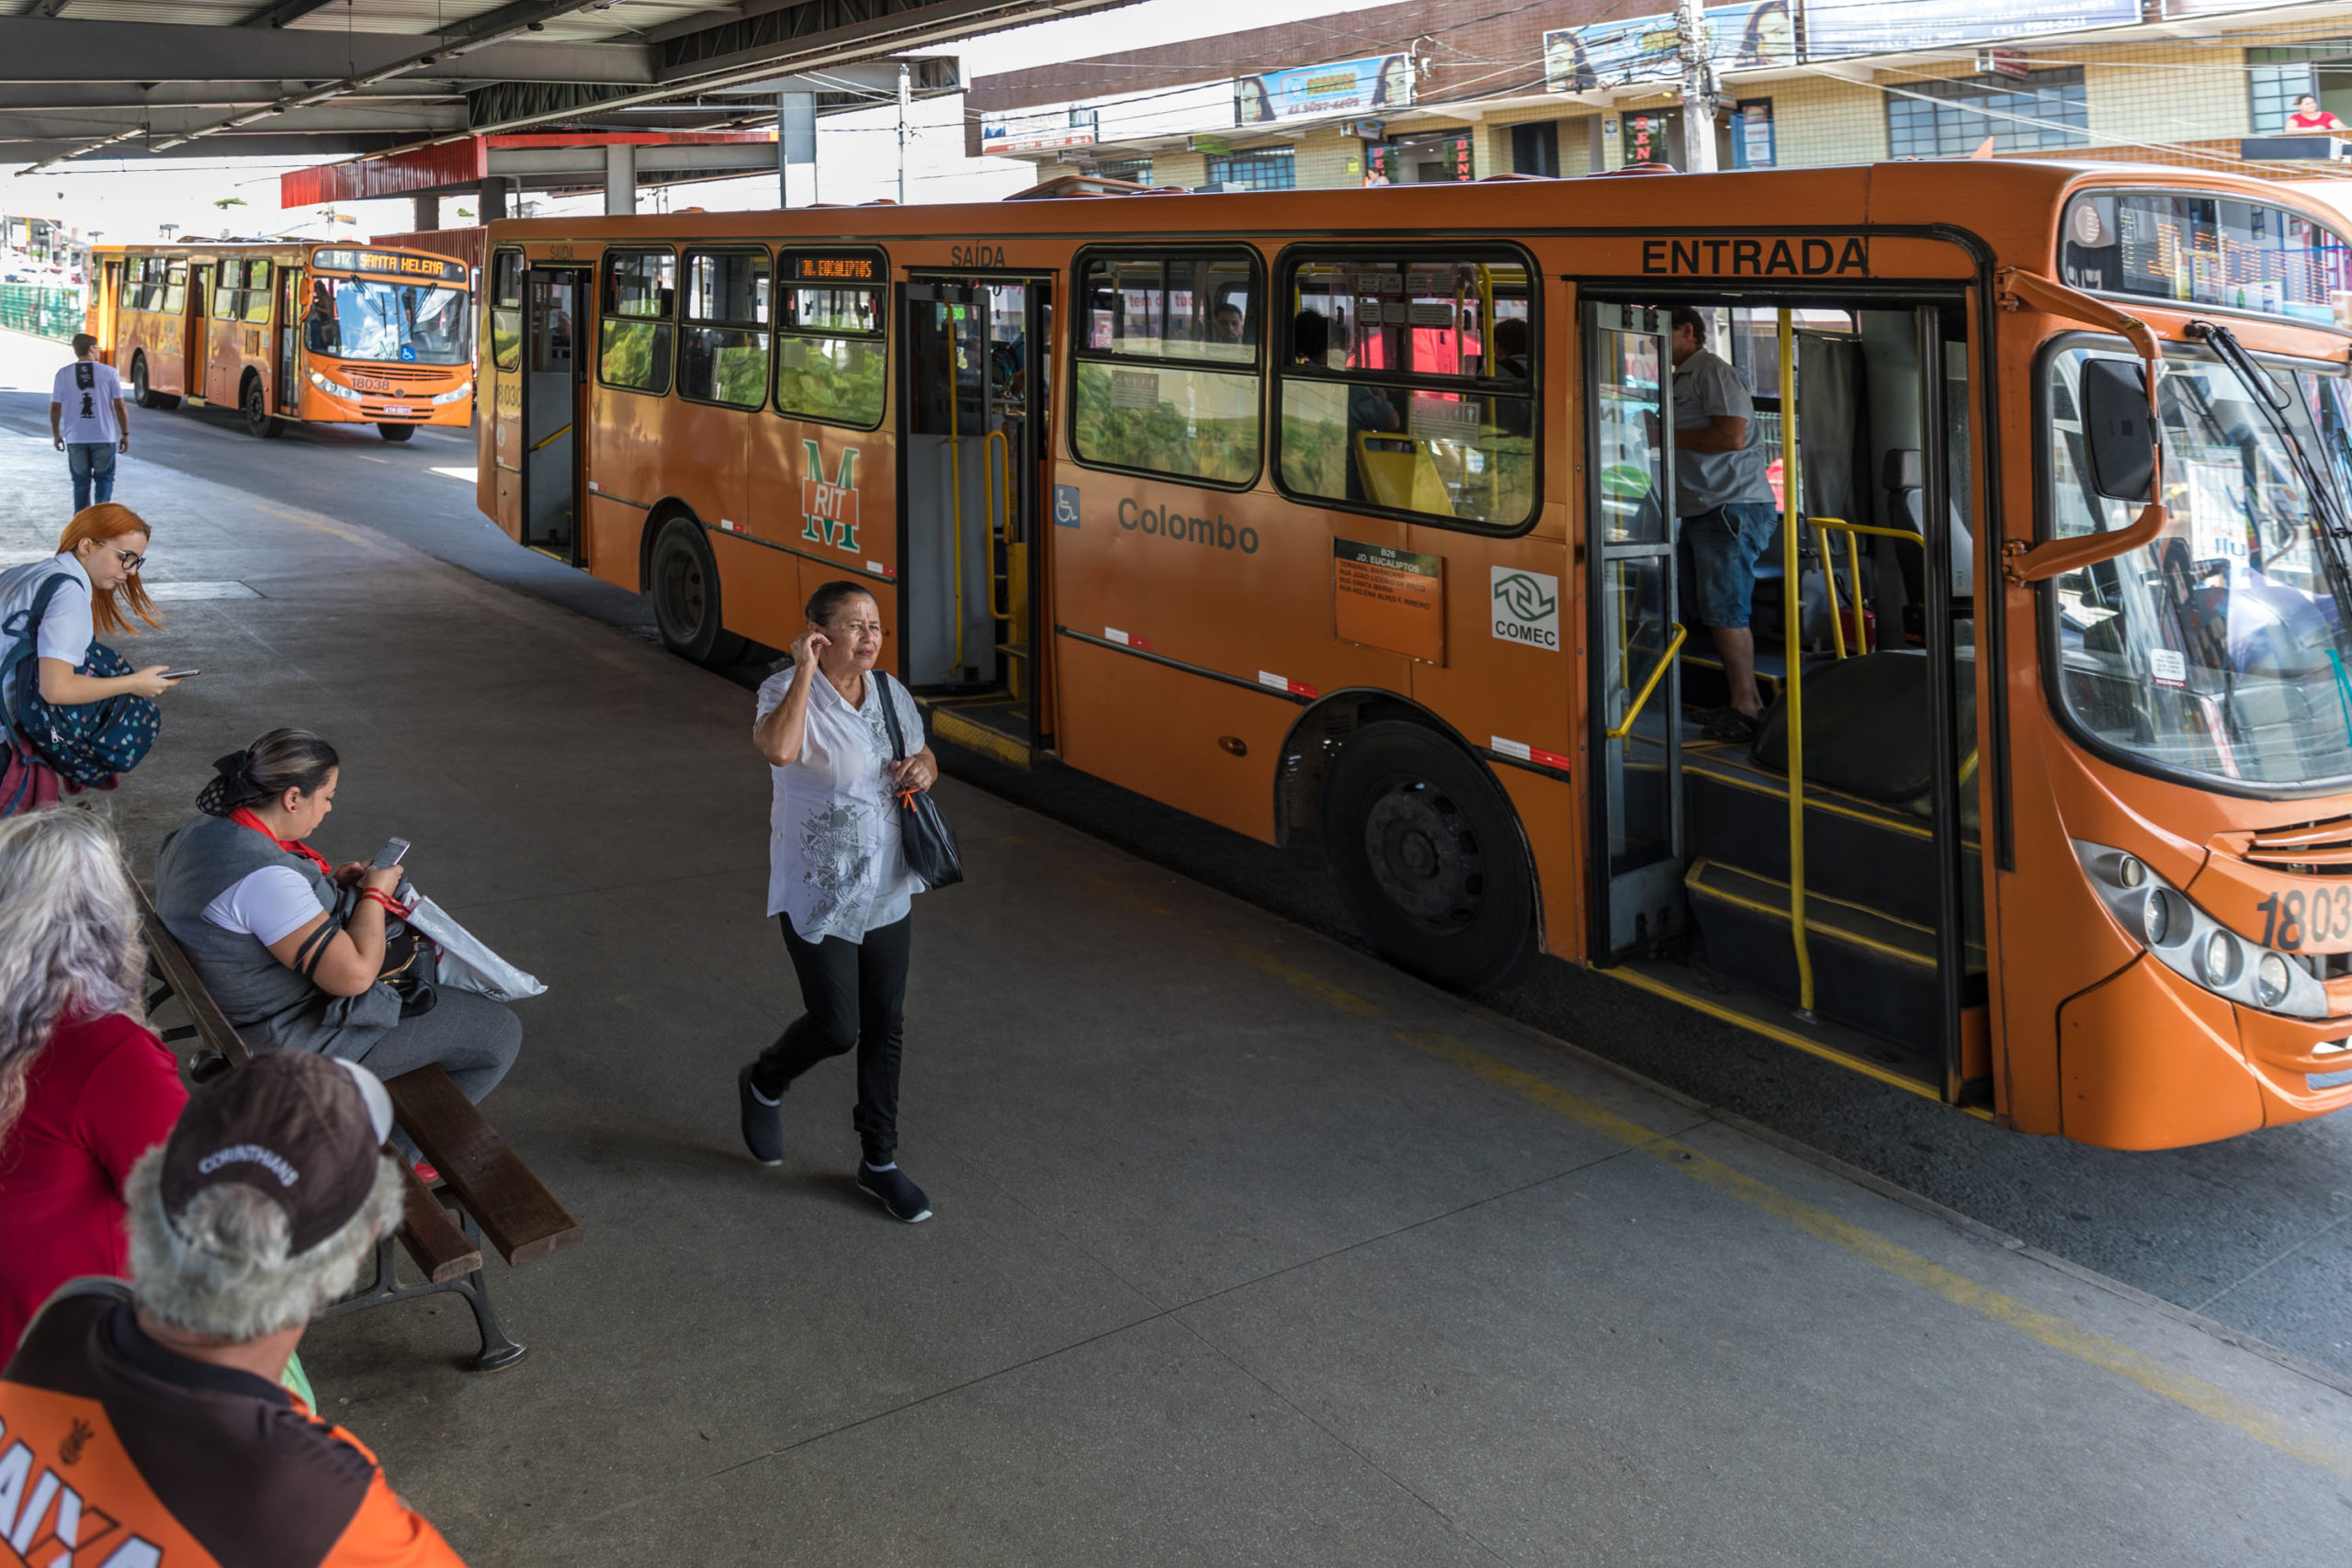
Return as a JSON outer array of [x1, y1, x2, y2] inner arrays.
[[1106, 626, 1151, 650], [2149, 647, 2187, 688], [1259, 670, 1317, 698], [1490, 736, 1572, 773], [718, 519, 741, 533], [866, 561, 893, 580]]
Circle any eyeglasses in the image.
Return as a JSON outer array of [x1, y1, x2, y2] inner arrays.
[[109, 545, 143, 574]]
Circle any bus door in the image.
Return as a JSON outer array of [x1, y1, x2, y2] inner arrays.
[[899, 275, 1051, 742], [276, 267, 301, 413], [1583, 303, 1685, 957], [520, 269, 585, 563], [186, 265, 212, 402]]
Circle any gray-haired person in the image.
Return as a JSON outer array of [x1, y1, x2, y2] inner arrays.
[[0, 1052, 471, 1565]]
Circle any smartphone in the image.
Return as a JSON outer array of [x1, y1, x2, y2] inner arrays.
[[160, 668, 201, 680], [370, 838, 411, 871]]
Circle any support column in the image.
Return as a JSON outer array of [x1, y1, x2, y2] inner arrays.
[[411, 192, 439, 231], [605, 142, 638, 217], [478, 175, 512, 223], [778, 92, 817, 208]]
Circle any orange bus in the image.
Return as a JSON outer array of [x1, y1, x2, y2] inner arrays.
[[478, 162, 2352, 1150], [87, 241, 473, 441]]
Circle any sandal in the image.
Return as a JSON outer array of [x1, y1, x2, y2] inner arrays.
[[1702, 708, 1763, 744]]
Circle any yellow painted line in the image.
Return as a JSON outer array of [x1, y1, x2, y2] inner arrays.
[[929, 707, 1033, 772], [247, 501, 374, 548], [1192, 936, 2337, 1472], [1394, 1026, 2352, 1481], [1600, 964, 1953, 1103]]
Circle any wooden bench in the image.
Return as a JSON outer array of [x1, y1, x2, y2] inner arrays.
[[137, 883, 581, 1371]]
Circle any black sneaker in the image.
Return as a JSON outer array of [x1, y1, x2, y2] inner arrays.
[[856, 1163, 933, 1223], [738, 1066, 784, 1166]]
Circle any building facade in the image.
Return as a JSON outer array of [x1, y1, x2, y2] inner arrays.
[[965, 2, 2352, 190]]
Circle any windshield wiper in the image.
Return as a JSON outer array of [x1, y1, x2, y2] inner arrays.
[[2187, 321, 2352, 631]]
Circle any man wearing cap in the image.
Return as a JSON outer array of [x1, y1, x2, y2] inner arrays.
[[0, 1054, 469, 1567], [51, 333, 130, 513]]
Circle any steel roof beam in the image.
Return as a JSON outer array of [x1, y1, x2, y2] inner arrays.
[[0, 16, 650, 86], [241, 0, 341, 25]]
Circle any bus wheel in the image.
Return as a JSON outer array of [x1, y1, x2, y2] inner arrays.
[[130, 355, 176, 412], [377, 423, 416, 443], [1321, 721, 1534, 991], [648, 516, 747, 666], [243, 377, 283, 439]]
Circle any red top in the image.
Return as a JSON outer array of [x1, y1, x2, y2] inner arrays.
[[2289, 109, 2343, 130], [0, 1011, 187, 1359]]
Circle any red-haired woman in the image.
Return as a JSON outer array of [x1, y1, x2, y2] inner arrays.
[[0, 502, 181, 813]]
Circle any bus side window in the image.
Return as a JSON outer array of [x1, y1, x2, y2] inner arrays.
[[491, 251, 524, 372], [1069, 246, 1261, 487], [679, 249, 771, 410], [599, 249, 675, 396], [775, 249, 887, 429], [162, 262, 187, 316], [243, 261, 274, 324], [1277, 253, 1536, 530]]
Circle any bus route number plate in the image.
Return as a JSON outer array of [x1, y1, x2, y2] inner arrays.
[[1333, 537, 1444, 665]]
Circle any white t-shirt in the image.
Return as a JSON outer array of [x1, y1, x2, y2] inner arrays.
[[202, 864, 328, 946], [0, 552, 95, 712], [51, 360, 122, 446], [755, 663, 927, 943]]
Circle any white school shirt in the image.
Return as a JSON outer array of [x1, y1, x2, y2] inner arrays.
[[755, 662, 928, 943], [0, 552, 95, 712], [51, 360, 122, 446], [203, 865, 330, 946]]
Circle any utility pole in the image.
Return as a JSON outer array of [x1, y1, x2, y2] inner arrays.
[[1676, 0, 1718, 173], [897, 62, 911, 204]]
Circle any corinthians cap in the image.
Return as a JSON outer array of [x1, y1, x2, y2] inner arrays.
[[158, 1054, 396, 1253]]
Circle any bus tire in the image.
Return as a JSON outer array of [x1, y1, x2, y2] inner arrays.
[[243, 375, 283, 438], [377, 423, 416, 442], [1321, 721, 1534, 992], [648, 515, 747, 667], [130, 355, 177, 412]]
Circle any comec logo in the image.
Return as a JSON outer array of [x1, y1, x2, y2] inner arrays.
[[1490, 567, 1561, 650]]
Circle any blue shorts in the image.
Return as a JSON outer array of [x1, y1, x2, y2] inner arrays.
[[1678, 502, 1779, 630]]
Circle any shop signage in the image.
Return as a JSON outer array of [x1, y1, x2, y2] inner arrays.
[[1237, 55, 1413, 124], [1544, 3, 1792, 93], [980, 107, 1097, 155], [1801, 0, 2136, 59]]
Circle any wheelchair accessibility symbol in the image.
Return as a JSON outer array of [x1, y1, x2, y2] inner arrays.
[[1053, 485, 1082, 529]]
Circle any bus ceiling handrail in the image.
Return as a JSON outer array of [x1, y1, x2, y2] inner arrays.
[[1778, 309, 1816, 1018], [1604, 622, 1687, 741], [1994, 265, 2168, 587]]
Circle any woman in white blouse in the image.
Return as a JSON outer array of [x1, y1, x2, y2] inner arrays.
[[739, 581, 940, 1222]]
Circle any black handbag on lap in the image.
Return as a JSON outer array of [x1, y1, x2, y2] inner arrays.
[[875, 671, 964, 889]]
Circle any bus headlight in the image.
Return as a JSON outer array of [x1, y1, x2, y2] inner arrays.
[[307, 367, 362, 401], [2073, 840, 2331, 1019], [429, 383, 472, 406]]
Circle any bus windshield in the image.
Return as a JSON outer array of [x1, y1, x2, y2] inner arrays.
[[2049, 343, 2352, 789], [304, 275, 470, 366]]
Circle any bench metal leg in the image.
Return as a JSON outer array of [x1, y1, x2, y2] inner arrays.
[[322, 1212, 529, 1374]]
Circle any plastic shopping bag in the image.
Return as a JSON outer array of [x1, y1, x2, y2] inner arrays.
[[402, 893, 548, 1003]]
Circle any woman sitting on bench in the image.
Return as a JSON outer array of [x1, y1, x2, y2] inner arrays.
[[153, 728, 521, 1171]]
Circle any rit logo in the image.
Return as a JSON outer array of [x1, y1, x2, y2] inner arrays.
[[799, 441, 862, 554]]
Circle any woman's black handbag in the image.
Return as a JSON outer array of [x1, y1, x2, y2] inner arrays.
[[876, 671, 964, 889]]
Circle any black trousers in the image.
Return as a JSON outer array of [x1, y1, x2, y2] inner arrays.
[[752, 914, 912, 1164]]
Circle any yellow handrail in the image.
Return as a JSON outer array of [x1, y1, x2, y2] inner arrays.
[[1805, 515, 1926, 659], [983, 429, 1013, 620], [945, 304, 965, 671], [1779, 309, 1815, 1017], [1605, 623, 1687, 741]]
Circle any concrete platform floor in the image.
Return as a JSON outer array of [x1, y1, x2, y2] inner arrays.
[[5, 434, 2349, 1563]]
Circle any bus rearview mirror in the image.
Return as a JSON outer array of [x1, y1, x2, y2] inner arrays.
[[2081, 358, 2154, 503]]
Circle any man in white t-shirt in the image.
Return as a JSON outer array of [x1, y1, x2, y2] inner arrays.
[[50, 333, 129, 513]]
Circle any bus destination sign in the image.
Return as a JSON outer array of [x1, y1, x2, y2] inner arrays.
[[798, 255, 876, 281], [312, 248, 468, 282], [1640, 237, 1870, 277]]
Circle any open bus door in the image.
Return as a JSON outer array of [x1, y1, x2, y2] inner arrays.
[[520, 268, 585, 564], [277, 267, 302, 413], [185, 264, 212, 403], [899, 275, 1051, 749], [1583, 302, 1685, 958]]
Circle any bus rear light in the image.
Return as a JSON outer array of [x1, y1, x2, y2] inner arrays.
[[2075, 840, 2332, 1020]]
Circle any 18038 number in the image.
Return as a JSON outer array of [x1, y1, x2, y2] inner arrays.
[[2256, 885, 2352, 950]]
